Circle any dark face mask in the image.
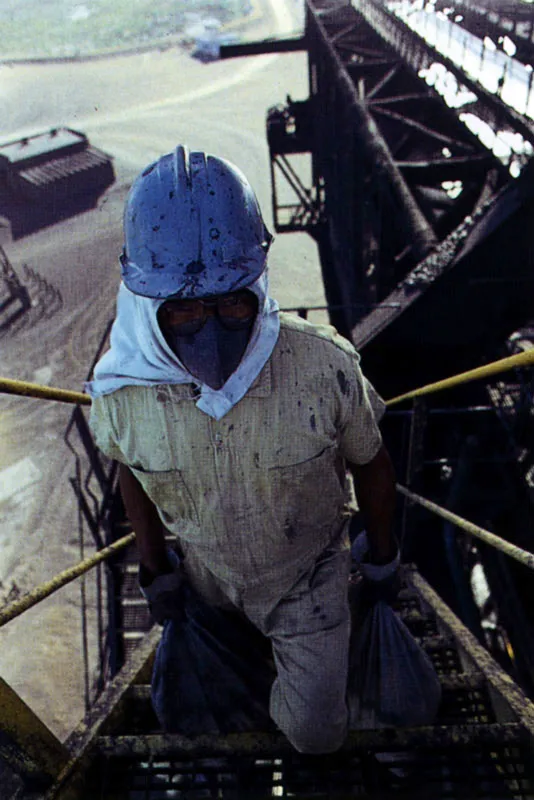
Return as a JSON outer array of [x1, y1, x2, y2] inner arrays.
[[165, 314, 255, 390], [159, 291, 258, 389]]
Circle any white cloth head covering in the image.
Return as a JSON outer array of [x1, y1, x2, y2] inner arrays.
[[85, 273, 280, 420]]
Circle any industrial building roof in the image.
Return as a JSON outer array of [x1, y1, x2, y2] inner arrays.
[[0, 128, 87, 168]]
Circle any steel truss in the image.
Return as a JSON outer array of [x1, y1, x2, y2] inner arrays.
[[268, 0, 523, 339]]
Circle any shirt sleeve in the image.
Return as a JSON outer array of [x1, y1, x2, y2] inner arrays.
[[89, 396, 127, 463], [337, 353, 386, 466]]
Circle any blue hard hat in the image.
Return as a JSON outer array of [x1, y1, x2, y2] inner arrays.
[[120, 146, 273, 299]]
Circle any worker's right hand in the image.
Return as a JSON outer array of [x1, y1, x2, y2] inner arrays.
[[352, 531, 401, 605], [359, 553, 401, 605], [139, 549, 184, 624]]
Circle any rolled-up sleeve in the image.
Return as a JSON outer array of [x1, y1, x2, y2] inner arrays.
[[337, 354, 385, 466]]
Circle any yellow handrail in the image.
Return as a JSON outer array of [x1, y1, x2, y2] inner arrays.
[[386, 349, 534, 406], [0, 533, 136, 628], [0, 377, 90, 405], [2, 349, 533, 408], [0, 347, 532, 624], [0, 349, 534, 407], [397, 485, 534, 571]]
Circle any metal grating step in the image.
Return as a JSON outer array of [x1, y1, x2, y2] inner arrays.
[[90, 724, 534, 799], [48, 567, 534, 800], [118, 604, 152, 633], [117, 669, 492, 735]]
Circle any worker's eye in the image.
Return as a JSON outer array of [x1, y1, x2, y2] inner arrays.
[[163, 301, 204, 324]]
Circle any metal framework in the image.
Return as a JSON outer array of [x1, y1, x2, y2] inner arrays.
[[267, 0, 534, 396], [62, 321, 152, 709], [1, 3, 534, 795], [37, 568, 534, 799]]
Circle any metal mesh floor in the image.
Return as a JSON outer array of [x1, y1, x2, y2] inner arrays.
[[91, 744, 534, 799], [86, 578, 534, 799]]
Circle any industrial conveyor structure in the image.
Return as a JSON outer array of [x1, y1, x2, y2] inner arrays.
[[1, 0, 534, 797], [432, 0, 534, 68], [265, 0, 534, 395]]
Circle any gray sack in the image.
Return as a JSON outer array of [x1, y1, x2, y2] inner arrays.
[[348, 597, 442, 729]]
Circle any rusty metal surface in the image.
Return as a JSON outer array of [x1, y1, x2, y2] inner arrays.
[[43, 625, 161, 800], [93, 749, 534, 799], [32, 565, 534, 799], [410, 568, 534, 739], [307, 0, 438, 259], [0, 676, 68, 787], [95, 722, 527, 759]]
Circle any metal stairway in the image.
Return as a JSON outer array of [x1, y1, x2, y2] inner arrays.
[[114, 528, 153, 660], [41, 566, 534, 800]]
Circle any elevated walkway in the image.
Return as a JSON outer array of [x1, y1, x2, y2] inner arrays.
[[40, 567, 534, 799]]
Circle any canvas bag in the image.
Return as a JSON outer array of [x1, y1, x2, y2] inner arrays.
[[348, 588, 442, 729], [151, 583, 276, 735]]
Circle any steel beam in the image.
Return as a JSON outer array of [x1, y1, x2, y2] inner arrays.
[[0, 676, 69, 787], [410, 568, 534, 744], [95, 722, 526, 759], [43, 625, 161, 800], [356, 0, 534, 148], [220, 36, 306, 59], [308, 1, 438, 261]]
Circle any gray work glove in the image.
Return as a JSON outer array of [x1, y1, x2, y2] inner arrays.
[[351, 531, 401, 605], [139, 549, 184, 624]]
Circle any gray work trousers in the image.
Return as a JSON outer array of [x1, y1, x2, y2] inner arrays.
[[182, 542, 352, 754]]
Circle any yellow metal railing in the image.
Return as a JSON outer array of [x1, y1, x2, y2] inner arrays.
[[2, 348, 534, 409], [0, 345, 533, 628], [385, 348, 534, 407], [0, 533, 136, 628], [0, 376, 90, 405], [397, 485, 534, 571]]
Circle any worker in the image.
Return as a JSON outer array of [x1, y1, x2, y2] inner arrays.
[[87, 146, 399, 754]]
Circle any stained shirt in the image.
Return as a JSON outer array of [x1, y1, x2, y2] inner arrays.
[[89, 314, 385, 595]]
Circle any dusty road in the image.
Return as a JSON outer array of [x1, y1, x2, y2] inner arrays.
[[0, 0, 327, 739]]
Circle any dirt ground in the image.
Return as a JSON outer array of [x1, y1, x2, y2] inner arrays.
[[0, 0, 254, 59], [0, 0, 324, 742]]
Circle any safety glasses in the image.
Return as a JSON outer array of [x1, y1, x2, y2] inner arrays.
[[160, 291, 258, 335]]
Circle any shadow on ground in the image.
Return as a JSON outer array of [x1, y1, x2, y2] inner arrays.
[[0, 183, 106, 240]]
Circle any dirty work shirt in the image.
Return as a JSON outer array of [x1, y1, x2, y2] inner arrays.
[[90, 313, 385, 598]]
